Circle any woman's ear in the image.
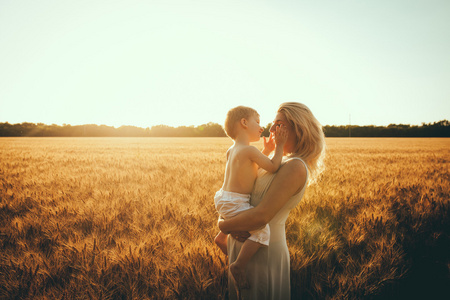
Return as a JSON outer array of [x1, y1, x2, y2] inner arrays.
[[240, 118, 248, 128]]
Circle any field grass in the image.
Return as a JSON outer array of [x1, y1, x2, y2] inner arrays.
[[0, 137, 449, 299]]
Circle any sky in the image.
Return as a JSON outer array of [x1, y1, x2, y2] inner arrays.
[[1, 0, 449, 128]]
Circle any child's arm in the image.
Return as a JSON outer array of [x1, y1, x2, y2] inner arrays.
[[262, 132, 275, 156], [248, 125, 288, 173]]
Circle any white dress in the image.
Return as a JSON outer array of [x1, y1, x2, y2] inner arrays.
[[227, 157, 309, 300]]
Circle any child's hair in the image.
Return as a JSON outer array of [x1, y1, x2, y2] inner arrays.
[[224, 106, 259, 139], [277, 102, 326, 183]]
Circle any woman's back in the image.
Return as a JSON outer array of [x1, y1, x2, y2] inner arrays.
[[227, 157, 308, 299]]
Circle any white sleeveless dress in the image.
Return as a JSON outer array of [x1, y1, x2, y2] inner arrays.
[[227, 157, 309, 300]]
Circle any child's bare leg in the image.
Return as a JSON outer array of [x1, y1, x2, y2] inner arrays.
[[214, 231, 228, 255], [230, 239, 261, 289]]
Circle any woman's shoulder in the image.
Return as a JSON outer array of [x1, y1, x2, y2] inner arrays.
[[277, 158, 308, 190], [283, 157, 307, 173]]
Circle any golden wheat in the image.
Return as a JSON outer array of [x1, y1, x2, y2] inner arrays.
[[1, 137, 449, 299]]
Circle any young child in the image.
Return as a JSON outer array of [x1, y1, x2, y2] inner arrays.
[[214, 106, 287, 289]]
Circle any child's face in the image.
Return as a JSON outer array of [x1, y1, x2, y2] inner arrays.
[[247, 114, 264, 142]]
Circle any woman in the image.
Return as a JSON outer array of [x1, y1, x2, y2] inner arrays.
[[218, 102, 326, 299]]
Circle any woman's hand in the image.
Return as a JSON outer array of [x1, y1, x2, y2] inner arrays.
[[218, 219, 250, 242], [229, 231, 251, 242]]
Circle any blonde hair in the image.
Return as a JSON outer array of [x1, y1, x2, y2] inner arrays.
[[224, 106, 259, 139], [278, 102, 326, 183]]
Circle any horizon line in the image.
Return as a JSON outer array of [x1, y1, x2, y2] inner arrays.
[[1, 119, 449, 129]]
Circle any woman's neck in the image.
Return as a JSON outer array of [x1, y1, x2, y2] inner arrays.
[[283, 135, 298, 155]]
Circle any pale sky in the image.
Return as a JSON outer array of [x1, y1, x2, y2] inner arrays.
[[1, 0, 449, 128]]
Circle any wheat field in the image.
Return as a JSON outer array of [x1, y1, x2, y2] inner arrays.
[[0, 137, 449, 299]]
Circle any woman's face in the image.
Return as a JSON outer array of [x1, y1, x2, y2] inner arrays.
[[270, 112, 297, 154]]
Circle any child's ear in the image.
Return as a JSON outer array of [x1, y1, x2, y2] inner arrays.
[[240, 118, 248, 128]]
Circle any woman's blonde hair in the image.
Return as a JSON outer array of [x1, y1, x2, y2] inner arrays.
[[278, 102, 326, 183]]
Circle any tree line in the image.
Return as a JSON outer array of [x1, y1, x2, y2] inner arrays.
[[323, 120, 449, 137], [0, 120, 448, 137]]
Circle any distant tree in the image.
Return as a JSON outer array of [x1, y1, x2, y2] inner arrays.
[[150, 125, 176, 137], [322, 121, 449, 137], [117, 125, 147, 137], [0, 122, 13, 136], [0, 120, 448, 137], [262, 123, 271, 137], [195, 122, 226, 137]]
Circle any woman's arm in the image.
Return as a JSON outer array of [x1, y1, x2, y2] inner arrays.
[[219, 159, 307, 233]]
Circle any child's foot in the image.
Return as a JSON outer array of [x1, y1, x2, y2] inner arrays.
[[230, 262, 250, 289], [214, 234, 228, 255]]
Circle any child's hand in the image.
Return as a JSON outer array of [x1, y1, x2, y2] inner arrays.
[[275, 124, 288, 146], [263, 132, 276, 154]]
